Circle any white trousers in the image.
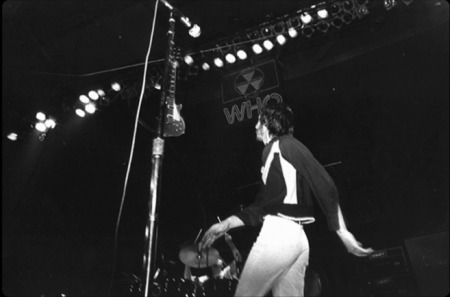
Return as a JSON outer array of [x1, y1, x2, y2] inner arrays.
[[235, 215, 310, 297]]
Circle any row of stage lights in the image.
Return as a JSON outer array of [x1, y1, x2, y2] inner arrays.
[[182, 0, 371, 71], [180, 0, 413, 72]]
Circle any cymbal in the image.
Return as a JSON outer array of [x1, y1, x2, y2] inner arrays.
[[179, 244, 220, 268]]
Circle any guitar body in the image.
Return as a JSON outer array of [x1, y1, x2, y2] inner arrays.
[[164, 102, 185, 137]]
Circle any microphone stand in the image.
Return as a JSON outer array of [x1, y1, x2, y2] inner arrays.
[[143, 11, 176, 297]]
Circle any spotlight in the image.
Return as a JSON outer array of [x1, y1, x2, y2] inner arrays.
[[261, 26, 272, 37], [273, 22, 286, 35], [331, 16, 344, 28], [300, 12, 312, 24], [236, 49, 248, 60], [330, 3, 341, 14], [97, 89, 106, 97], [35, 122, 47, 132], [276, 34, 287, 45], [201, 62, 211, 71], [111, 82, 121, 92], [85, 103, 96, 114], [188, 24, 201, 38], [79, 95, 90, 104], [301, 26, 314, 38], [88, 90, 99, 100], [75, 108, 86, 118], [44, 119, 56, 129], [286, 16, 301, 30], [225, 53, 236, 64], [342, 12, 354, 24], [263, 40, 274, 51], [343, 0, 354, 11], [317, 21, 330, 33], [317, 9, 329, 19], [7, 133, 18, 141], [36, 112, 46, 121], [288, 27, 298, 38], [184, 54, 194, 65], [384, 0, 398, 10], [213, 57, 224, 68], [252, 43, 263, 54]]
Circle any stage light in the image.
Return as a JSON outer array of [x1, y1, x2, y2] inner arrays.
[[384, 0, 398, 10], [342, 12, 354, 24], [330, 3, 341, 14], [288, 27, 298, 38], [36, 112, 46, 121], [301, 26, 314, 38], [225, 53, 236, 64], [97, 89, 106, 97], [261, 26, 272, 37], [287, 16, 301, 30], [85, 103, 96, 114], [331, 16, 344, 28], [184, 54, 194, 65], [263, 40, 274, 51], [317, 9, 329, 19], [88, 90, 99, 100], [276, 34, 287, 45], [402, 0, 413, 5], [236, 49, 248, 60], [44, 119, 56, 129], [7, 133, 18, 141], [273, 22, 286, 35], [343, 0, 354, 11], [201, 62, 211, 71], [252, 43, 263, 54], [78, 95, 89, 104], [189, 24, 201, 38], [317, 21, 330, 33], [111, 82, 121, 92], [300, 12, 312, 25], [213, 57, 224, 68], [35, 122, 47, 132], [75, 108, 86, 117]]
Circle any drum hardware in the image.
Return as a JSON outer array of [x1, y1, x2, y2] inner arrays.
[[179, 243, 220, 268]]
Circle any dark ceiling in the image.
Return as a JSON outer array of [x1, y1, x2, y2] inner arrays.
[[2, 1, 449, 296]]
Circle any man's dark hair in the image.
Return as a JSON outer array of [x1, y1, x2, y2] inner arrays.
[[259, 101, 294, 136]]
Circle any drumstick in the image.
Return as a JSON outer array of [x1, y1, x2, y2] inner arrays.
[[194, 228, 203, 244]]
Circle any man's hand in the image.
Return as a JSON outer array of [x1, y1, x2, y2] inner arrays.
[[337, 229, 374, 257], [199, 222, 229, 250]]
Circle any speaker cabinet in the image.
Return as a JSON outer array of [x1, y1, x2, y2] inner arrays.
[[350, 247, 419, 296]]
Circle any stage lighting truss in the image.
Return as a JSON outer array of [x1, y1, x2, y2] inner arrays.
[[162, 0, 394, 74]]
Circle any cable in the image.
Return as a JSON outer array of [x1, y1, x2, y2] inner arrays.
[[108, 0, 160, 295]]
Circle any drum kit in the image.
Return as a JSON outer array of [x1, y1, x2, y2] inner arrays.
[[152, 243, 240, 297]]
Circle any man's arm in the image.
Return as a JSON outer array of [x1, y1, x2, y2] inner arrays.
[[336, 205, 374, 257], [199, 215, 244, 250]]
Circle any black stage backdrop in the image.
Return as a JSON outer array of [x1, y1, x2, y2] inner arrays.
[[2, 2, 448, 296]]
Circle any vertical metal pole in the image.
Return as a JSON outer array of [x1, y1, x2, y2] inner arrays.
[[143, 12, 176, 297]]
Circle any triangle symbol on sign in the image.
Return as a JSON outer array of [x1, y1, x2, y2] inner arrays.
[[242, 71, 254, 82], [250, 78, 263, 90], [236, 83, 249, 95]]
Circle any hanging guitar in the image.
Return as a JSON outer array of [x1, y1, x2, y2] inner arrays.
[[163, 47, 185, 137]]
